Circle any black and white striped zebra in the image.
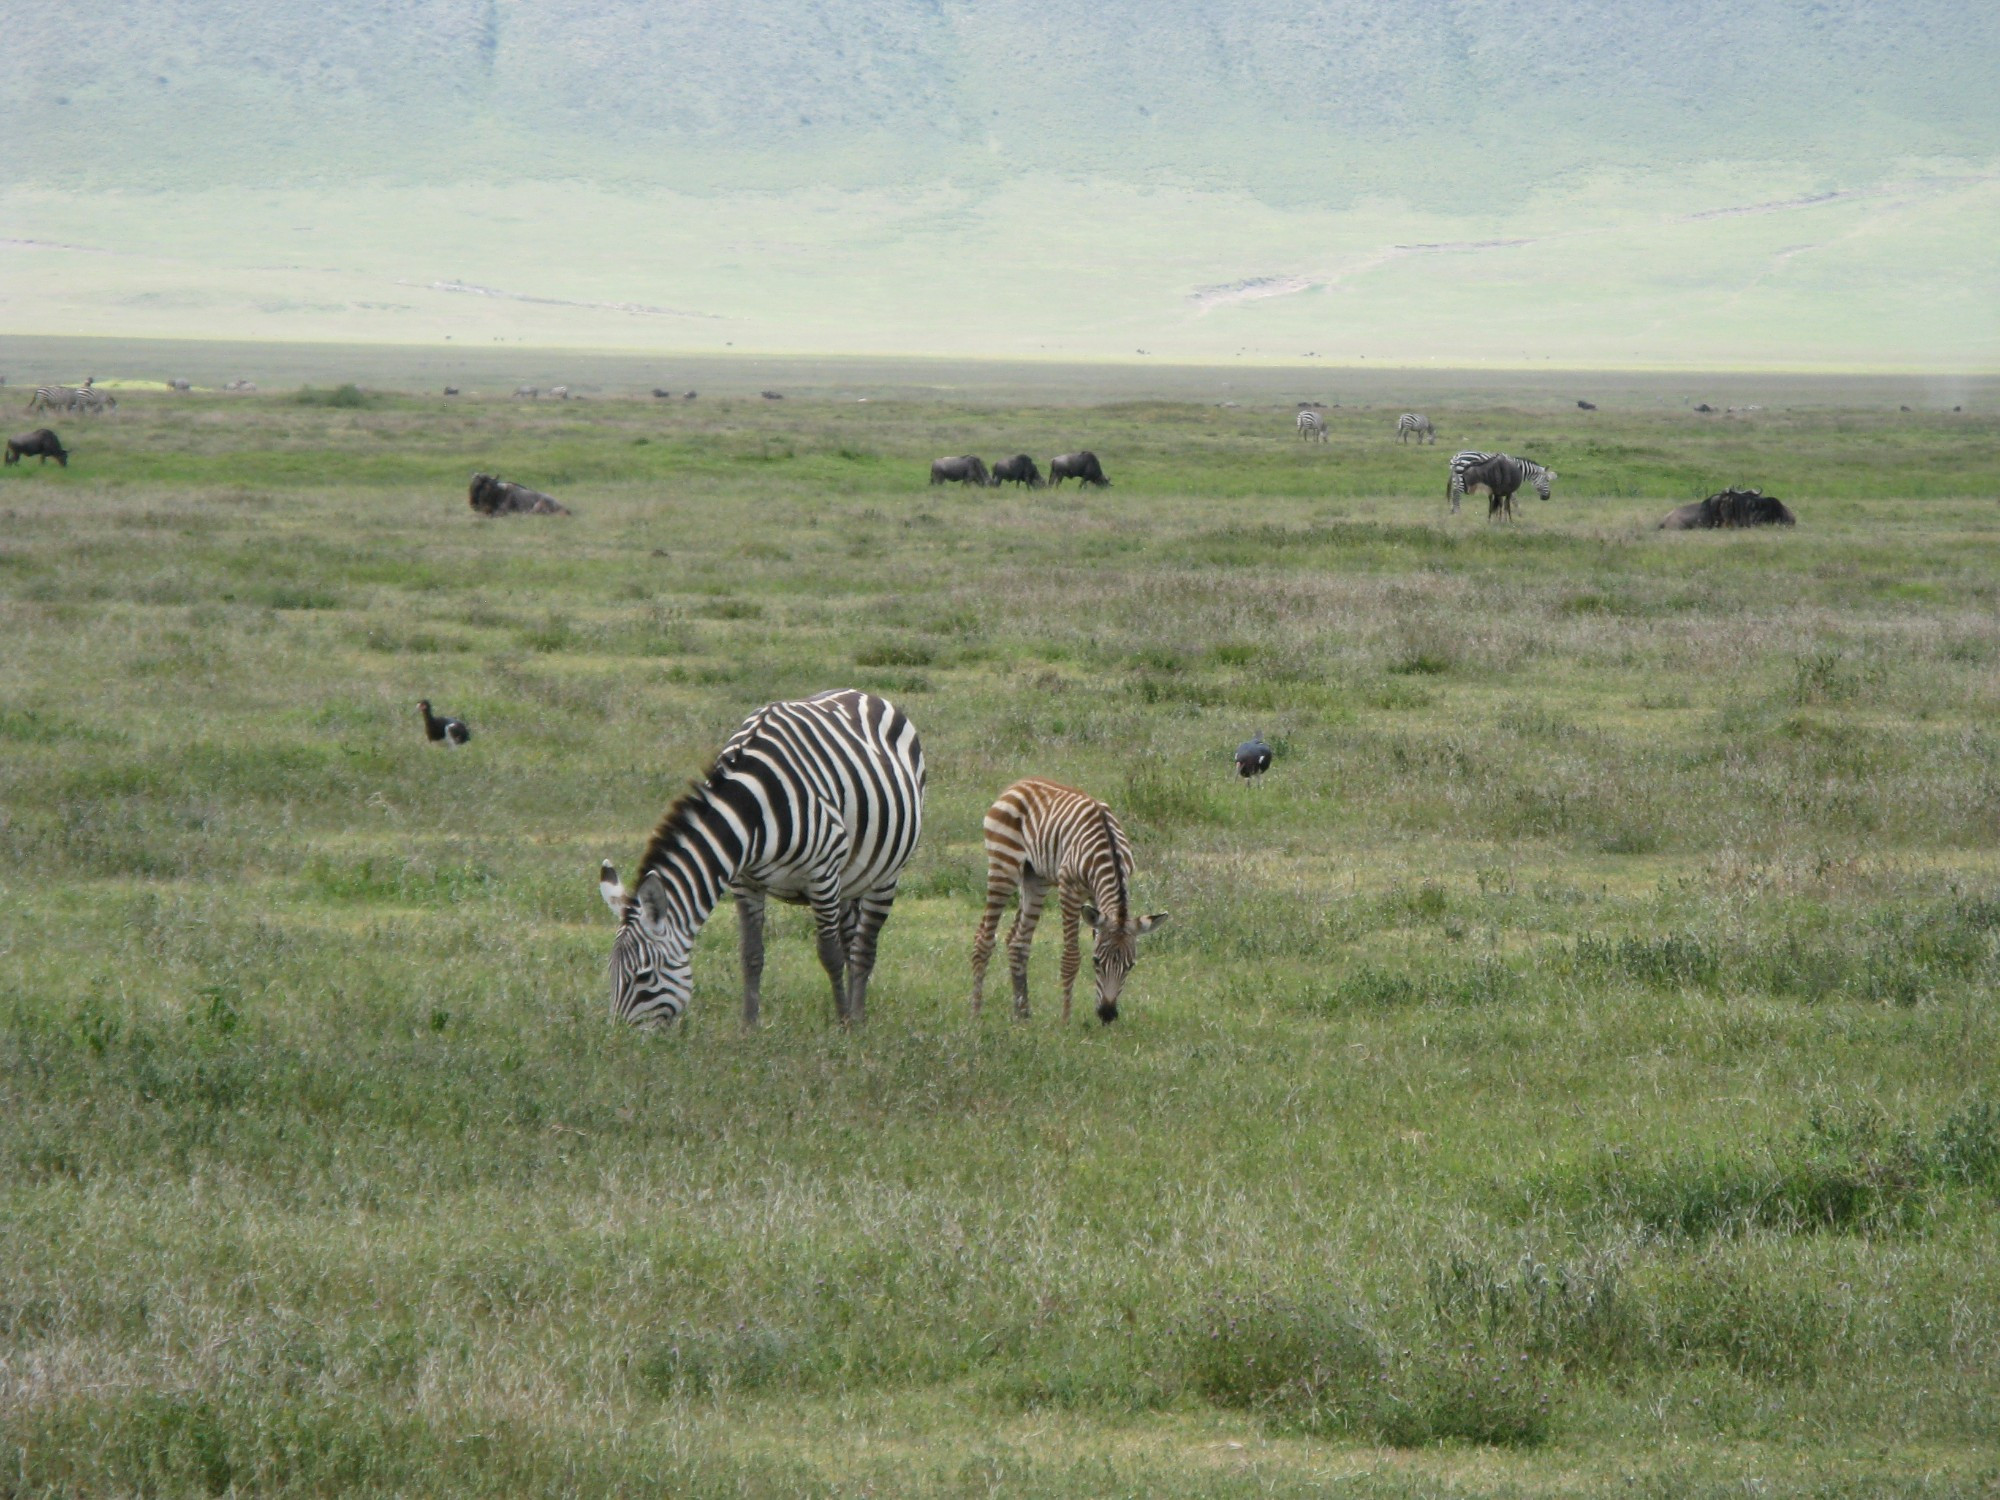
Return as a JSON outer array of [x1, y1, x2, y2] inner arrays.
[[1397, 412, 1436, 445], [1446, 450, 1555, 519], [1295, 410, 1328, 442], [598, 689, 926, 1028], [27, 385, 82, 414]]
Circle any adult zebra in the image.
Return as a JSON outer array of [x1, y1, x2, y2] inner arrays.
[[970, 778, 1166, 1024], [1296, 410, 1328, 442], [1397, 412, 1436, 445], [1445, 450, 1555, 519], [598, 689, 926, 1027], [27, 386, 82, 414]]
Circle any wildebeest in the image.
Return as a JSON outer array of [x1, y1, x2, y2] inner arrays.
[[1576, 399, 1597, 411], [4, 429, 67, 467], [168, 379, 192, 393], [513, 386, 540, 400], [761, 391, 784, 401], [1048, 451, 1111, 489], [989, 454, 1044, 489], [443, 386, 460, 396], [1658, 488, 1796, 530], [652, 388, 674, 399], [929, 455, 990, 487], [468, 472, 571, 516], [1694, 403, 1716, 414], [1447, 451, 1554, 520]]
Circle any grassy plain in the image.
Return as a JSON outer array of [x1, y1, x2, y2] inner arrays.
[[2, 363, 1999, 1496]]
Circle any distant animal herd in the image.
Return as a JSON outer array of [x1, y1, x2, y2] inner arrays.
[[20, 376, 1967, 539]]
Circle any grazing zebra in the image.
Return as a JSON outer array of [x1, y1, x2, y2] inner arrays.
[[76, 388, 115, 415], [168, 379, 192, 393], [1296, 410, 1328, 442], [1446, 450, 1555, 519], [970, 778, 1167, 1025], [599, 689, 926, 1028], [1397, 412, 1436, 445], [513, 386, 540, 399], [27, 386, 82, 414], [550, 385, 570, 400]]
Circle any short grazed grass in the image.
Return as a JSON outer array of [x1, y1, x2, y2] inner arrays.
[[2, 373, 1998, 1496]]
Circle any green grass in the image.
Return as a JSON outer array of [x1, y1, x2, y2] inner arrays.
[[3, 376, 2000, 1496]]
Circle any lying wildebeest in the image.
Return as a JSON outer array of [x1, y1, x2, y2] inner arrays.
[[4, 428, 67, 467], [652, 388, 674, 399], [443, 386, 460, 396], [468, 472, 571, 516], [1576, 399, 1597, 411], [1048, 451, 1111, 489], [1658, 488, 1796, 530], [1694, 403, 1716, 414], [989, 454, 1044, 489], [761, 391, 784, 401], [930, 455, 990, 487]]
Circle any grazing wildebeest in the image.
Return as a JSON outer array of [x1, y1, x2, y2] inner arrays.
[[443, 387, 460, 396], [989, 454, 1044, 489], [513, 386, 540, 400], [652, 388, 674, 399], [1576, 400, 1597, 411], [167, 379, 192, 393], [467, 472, 571, 516], [1446, 451, 1554, 520], [1658, 488, 1796, 530], [929, 455, 990, 487], [761, 391, 784, 401], [1048, 451, 1111, 489], [5, 429, 67, 467]]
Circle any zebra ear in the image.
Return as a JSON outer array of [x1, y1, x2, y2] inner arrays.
[[598, 860, 628, 918], [1136, 912, 1169, 936], [633, 871, 673, 930]]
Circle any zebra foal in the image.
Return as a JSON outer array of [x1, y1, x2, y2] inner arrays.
[[970, 778, 1166, 1024], [599, 689, 925, 1027], [1296, 410, 1328, 442]]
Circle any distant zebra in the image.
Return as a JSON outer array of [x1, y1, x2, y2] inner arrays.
[[550, 385, 570, 400], [598, 689, 926, 1027], [167, 379, 192, 393], [77, 388, 116, 415], [513, 386, 540, 400], [1397, 412, 1436, 445], [970, 778, 1167, 1024], [223, 380, 256, 392], [1446, 450, 1555, 519], [1296, 410, 1328, 442], [27, 386, 82, 414]]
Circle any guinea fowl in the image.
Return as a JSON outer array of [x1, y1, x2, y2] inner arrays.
[[418, 699, 471, 747], [1235, 732, 1273, 782]]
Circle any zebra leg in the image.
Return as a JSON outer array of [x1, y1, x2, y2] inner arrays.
[[807, 885, 852, 1024], [1006, 874, 1050, 1019], [843, 887, 898, 1024], [971, 866, 1019, 1017], [1058, 886, 1084, 1023], [735, 890, 767, 1027]]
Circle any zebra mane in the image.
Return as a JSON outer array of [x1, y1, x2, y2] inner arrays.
[[628, 773, 724, 909], [1098, 806, 1129, 926]]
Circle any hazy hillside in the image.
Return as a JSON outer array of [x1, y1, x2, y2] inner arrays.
[[4, 0, 1998, 364]]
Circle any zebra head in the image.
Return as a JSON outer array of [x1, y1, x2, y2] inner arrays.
[[1079, 907, 1169, 1023], [599, 861, 694, 1026], [1532, 465, 1556, 501]]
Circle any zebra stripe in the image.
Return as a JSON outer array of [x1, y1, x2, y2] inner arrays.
[[1397, 412, 1435, 445], [1446, 450, 1555, 518], [600, 689, 926, 1027], [28, 386, 85, 414], [970, 777, 1167, 1024], [1296, 410, 1328, 442]]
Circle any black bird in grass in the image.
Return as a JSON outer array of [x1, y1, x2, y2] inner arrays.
[[1235, 731, 1273, 782], [418, 699, 472, 747]]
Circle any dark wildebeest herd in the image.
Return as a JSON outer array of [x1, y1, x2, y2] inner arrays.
[[931, 451, 1110, 489]]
